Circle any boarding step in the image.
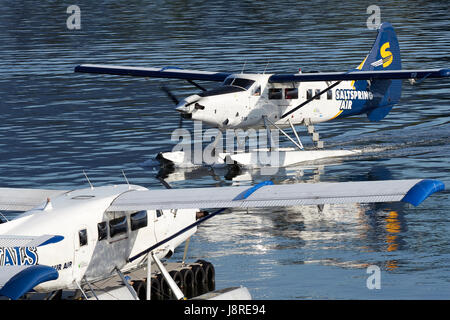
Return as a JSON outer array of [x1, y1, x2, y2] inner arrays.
[[305, 121, 324, 149]]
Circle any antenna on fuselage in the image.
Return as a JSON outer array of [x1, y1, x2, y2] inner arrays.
[[122, 169, 131, 189], [241, 60, 246, 74], [83, 170, 94, 189], [263, 61, 270, 74]]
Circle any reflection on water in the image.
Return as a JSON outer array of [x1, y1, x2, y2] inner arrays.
[[196, 197, 409, 266], [1, 1, 449, 299]]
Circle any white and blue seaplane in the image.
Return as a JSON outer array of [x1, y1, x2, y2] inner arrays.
[[0, 176, 445, 300], [74, 22, 449, 168]]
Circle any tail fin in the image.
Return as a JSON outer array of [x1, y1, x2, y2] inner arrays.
[[355, 22, 402, 121], [360, 22, 402, 72]]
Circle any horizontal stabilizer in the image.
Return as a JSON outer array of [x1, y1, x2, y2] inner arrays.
[[367, 106, 393, 121], [0, 265, 58, 300], [0, 187, 68, 211], [269, 69, 450, 83], [108, 179, 444, 211], [74, 64, 231, 82]]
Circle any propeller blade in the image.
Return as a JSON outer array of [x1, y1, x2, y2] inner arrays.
[[160, 86, 185, 128], [161, 85, 179, 105]]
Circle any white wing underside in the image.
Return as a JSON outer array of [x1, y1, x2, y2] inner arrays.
[[0, 234, 62, 247], [107, 179, 422, 211], [0, 266, 30, 288], [0, 188, 68, 211]]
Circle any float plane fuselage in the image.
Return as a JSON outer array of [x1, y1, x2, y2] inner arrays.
[[74, 22, 449, 132]]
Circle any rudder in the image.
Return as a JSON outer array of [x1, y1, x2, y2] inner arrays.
[[354, 22, 402, 121]]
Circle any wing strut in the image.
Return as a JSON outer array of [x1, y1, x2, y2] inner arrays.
[[281, 81, 341, 119], [187, 79, 207, 91], [114, 267, 139, 300], [127, 180, 274, 263], [151, 252, 185, 300], [264, 116, 304, 150]]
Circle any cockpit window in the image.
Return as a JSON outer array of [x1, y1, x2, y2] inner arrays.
[[252, 86, 261, 96], [222, 77, 255, 90], [223, 78, 234, 86], [232, 78, 255, 90]]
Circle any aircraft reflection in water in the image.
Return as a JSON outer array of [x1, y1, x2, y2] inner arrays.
[[151, 157, 329, 186], [168, 164, 409, 272]]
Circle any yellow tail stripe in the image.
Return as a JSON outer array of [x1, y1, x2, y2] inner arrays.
[[330, 110, 343, 120], [352, 56, 368, 89]]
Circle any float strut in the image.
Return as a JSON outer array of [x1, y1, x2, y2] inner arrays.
[[152, 252, 185, 300], [115, 267, 139, 300]]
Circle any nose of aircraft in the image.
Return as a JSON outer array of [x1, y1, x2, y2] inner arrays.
[[175, 94, 201, 116], [175, 102, 191, 115]]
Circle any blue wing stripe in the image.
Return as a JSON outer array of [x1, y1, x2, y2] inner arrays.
[[233, 180, 274, 200], [38, 235, 64, 247]]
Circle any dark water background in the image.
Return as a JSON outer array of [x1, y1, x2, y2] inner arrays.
[[0, 0, 449, 299]]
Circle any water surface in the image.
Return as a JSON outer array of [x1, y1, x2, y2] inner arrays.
[[0, 0, 449, 299]]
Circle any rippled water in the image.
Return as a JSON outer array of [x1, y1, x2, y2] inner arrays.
[[1, 1, 449, 299]]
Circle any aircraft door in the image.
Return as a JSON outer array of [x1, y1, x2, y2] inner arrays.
[[73, 225, 94, 281], [249, 85, 261, 108], [153, 209, 170, 242]]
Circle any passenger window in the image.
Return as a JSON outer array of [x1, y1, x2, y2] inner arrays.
[[97, 221, 107, 241], [79, 229, 88, 247], [315, 89, 321, 99], [268, 88, 282, 100], [130, 211, 148, 231], [327, 90, 333, 100], [109, 216, 127, 238], [306, 89, 313, 100], [156, 209, 163, 218], [285, 88, 298, 99]]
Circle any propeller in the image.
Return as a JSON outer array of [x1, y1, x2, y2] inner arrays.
[[160, 85, 183, 128], [161, 85, 179, 105]]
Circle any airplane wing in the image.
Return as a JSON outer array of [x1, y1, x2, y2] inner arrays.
[[126, 178, 444, 262], [0, 187, 68, 211], [269, 68, 450, 83], [75, 64, 449, 83], [108, 179, 445, 212], [74, 64, 232, 82]]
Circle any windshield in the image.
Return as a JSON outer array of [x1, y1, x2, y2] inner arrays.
[[222, 77, 255, 90]]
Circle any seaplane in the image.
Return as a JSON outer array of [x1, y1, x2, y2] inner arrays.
[[74, 22, 449, 168], [0, 174, 445, 300]]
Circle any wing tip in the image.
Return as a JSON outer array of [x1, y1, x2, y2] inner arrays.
[[439, 68, 450, 77], [401, 179, 445, 207]]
